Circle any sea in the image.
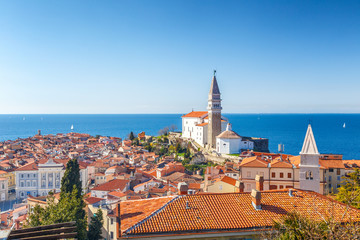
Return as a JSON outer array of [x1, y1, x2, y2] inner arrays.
[[0, 114, 359, 160]]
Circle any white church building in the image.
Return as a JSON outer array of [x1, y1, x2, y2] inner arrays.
[[182, 111, 228, 147], [216, 123, 254, 154], [182, 71, 255, 154]]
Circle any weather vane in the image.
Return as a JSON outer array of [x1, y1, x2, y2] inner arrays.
[[214, 69, 216, 76]]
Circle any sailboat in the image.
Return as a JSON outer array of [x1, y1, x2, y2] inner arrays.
[[23, 117, 26, 121], [71, 124, 74, 131], [343, 123, 346, 128]]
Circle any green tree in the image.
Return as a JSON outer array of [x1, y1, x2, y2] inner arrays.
[[61, 159, 82, 198], [26, 204, 45, 227], [129, 131, 135, 140], [336, 169, 360, 209], [175, 143, 181, 153], [266, 211, 360, 240], [87, 209, 104, 240], [168, 145, 175, 153], [184, 148, 191, 158], [133, 138, 139, 146], [27, 160, 87, 240]]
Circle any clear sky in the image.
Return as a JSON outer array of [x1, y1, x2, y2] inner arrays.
[[0, 0, 359, 114]]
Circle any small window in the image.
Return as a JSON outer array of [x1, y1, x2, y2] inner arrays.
[[111, 218, 113, 225], [271, 172, 275, 178], [288, 172, 292, 178], [337, 169, 341, 175], [280, 173, 284, 178], [337, 176, 341, 181], [110, 231, 114, 239], [279, 185, 284, 189], [329, 168, 334, 172]]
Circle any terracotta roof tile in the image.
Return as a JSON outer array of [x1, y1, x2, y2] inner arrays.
[[319, 160, 345, 169], [121, 190, 360, 237], [182, 111, 208, 118], [92, 179, 129, 192]]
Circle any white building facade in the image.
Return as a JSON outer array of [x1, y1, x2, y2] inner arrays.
[[16, 159, 88, 199], [0, 178, 8, 201], [182, 112, 228, 147], [216, 124, 254, 154]]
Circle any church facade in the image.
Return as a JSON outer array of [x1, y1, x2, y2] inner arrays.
[[181, 72, 270, 154], [182, 72, 228, 148]]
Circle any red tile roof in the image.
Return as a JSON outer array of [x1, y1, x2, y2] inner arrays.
[[119, 190, 360, 237], [319, 160, 345, 169], [270, 159, 293, 168], [240, 157, 268, 168], [16, 162, 38, 171], [110, 196, 176, 233], [84, 197, 104, 205], [91, 179, 129, 192], [219, 175, 237, 186], [182, 111, 208, 118]]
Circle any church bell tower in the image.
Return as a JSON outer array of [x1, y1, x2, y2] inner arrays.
[[207, 70, 222, 149], [299, 124, 320, 193]]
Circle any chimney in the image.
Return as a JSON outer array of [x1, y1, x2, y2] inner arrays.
[[251, 189, 261, 210], [116, 203, 121, 238], [289, 189, 294, 197], [177, 182, 188, 195], [255, 175, 264, 191]]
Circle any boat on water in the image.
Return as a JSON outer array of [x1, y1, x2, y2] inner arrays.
[[343, 123, 346, 128], [71, 124, 74, 131]]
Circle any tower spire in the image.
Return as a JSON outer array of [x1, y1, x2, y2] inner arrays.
[[300, 124, 319, 155], [209, 72, 220, 96], [207, 71, 222, 149]]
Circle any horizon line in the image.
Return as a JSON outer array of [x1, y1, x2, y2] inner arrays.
[[1, 112, 360, 115]]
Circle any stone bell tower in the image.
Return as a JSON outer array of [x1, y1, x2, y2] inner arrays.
[[207, 70, 222, 149], [299, 124, 320, 193]]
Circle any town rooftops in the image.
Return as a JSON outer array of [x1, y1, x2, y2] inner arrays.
[[91, 179, 129, 192], [115, 189, 360, 238]]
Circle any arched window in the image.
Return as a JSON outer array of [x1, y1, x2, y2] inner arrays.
[[309, 171, 313, 180], [305, 171, 310, 180]]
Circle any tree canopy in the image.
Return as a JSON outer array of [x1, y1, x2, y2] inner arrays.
[[61, 159, 82, 199], [87, 208, 104, 240]]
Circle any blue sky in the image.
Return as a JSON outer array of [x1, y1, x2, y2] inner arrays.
[[0, 0, 359, 114]]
